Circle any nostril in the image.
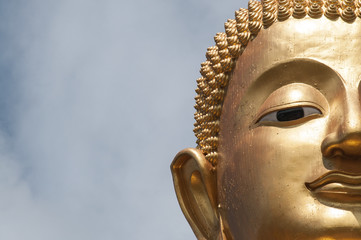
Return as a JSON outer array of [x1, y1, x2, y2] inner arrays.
[[331, 149, 345, 158], [322, 145, 344, 158], [321, 132, 338, 158], [321, 141, 341, 158]]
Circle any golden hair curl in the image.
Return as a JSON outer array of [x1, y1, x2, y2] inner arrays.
[[194, 0, 361, 166]]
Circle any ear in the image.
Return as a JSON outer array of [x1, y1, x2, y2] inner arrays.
[[171, 148, 220, 240]]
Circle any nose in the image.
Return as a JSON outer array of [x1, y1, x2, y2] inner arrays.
[[321, 91, 361, 171], [322, 133, 361, 159]]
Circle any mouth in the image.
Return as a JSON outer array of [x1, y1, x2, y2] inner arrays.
[[306, 171, 361, 207]]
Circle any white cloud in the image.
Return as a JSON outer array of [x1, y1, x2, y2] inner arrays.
[[0, 0, 247, 239]]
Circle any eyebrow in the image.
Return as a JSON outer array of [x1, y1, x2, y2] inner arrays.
[[231, 58, 344, 125], [244, 58, 344, 103]]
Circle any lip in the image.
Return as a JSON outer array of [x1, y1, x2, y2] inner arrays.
[[306, 171, 361, 206]]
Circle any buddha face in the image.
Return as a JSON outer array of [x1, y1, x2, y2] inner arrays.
[[218, 18, 361, 239]]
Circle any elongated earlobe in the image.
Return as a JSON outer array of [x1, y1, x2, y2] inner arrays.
[[171, 148, 220, 240]]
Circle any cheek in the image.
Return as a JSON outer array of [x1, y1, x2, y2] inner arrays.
[[218, 118, 328, 234], [242, 118, 327, 185]]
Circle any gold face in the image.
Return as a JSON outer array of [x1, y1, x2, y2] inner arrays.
[[218, 17, 361, 239]]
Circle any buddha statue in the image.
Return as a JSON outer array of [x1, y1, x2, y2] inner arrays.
[[171, 0, 361, 239]]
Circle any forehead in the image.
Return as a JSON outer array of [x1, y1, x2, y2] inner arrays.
[[234, 17, 361, 88], [221, 17, 361, 126]]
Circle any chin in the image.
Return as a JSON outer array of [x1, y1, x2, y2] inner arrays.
[[223, 200, 361, 240], [255, 216, 361, 240]]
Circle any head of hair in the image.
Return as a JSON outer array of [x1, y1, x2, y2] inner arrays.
[[194, 0, 361, 166]]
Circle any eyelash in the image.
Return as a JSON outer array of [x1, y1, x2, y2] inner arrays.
[[257, 106, 322, 124]]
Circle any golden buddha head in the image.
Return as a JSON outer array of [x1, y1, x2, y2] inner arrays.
[[171, 0, 361, 239]]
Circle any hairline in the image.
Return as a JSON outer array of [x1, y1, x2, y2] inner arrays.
[[193, 0, 361, 166]]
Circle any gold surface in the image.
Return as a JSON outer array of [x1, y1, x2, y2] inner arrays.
[[193, 0, 361, 165], [171, 1, 361, 239], [218, 18, 361, 239]]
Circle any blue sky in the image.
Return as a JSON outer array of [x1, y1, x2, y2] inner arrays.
[[0, 0, 247, 239]]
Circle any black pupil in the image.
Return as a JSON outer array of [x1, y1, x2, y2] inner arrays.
[[276, 107, 304, 122]]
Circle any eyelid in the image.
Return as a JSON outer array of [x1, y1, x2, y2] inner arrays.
[[251, 83, 329, 128], [254, 101, 325, 125]]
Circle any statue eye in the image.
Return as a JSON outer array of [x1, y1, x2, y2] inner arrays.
[[258, 106, 322, 123]]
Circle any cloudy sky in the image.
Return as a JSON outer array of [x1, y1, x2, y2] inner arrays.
[[0, 0, 247, 239]]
